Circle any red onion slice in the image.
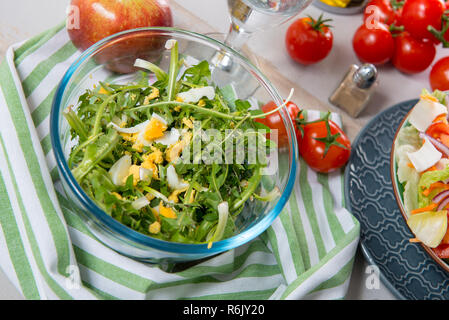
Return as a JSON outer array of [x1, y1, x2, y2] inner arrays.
[[420, 133, 449, 158], [433, 189, 449, 204], [437, 197, 449, 211]]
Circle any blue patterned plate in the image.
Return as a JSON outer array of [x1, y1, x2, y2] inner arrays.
[[344, 99, 449, 300]]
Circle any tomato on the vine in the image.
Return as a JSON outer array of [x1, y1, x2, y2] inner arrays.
[[352, 22, 395, 65], [430, 56, 449, 91], [255, 100, 301, 148], [401, 0, 445, 42], [285, 14, 333, 65], [363, 0, 398, 25], [392, 32, 436, 74], [296, 112, 351, 173]]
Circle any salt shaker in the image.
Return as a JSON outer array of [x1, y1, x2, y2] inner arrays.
[[329, 64, 378, 118]]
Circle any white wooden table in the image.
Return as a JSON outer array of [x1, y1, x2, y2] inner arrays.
[[0, 0, 428, 300]]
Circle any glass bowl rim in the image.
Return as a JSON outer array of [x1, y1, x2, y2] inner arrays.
[[50, 27, 298, 255]]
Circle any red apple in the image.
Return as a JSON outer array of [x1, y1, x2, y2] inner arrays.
[[68, 0, 172, 50], [67, 0, 173, 73]]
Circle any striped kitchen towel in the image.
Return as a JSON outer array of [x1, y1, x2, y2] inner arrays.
[[0, 23, 360, 300]]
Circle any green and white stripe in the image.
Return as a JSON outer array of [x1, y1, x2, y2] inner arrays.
[[0, 24, 360, 300]]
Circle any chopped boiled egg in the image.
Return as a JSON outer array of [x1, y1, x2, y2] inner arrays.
[[159, 202, 177, 219], [109, 120, 149, 134], [151, 205, 160, 220], [109, 113, 173, 152], [146, 193, 155, 202], [165, 131, 192, 163], [153, 128, 181, 146], [407, 137, 442, 172], [109, 155, 132, 186], [145, 146, 164, 164], [132, 196, 150, 210], [139, 167, 152, 182], [127, 165, 141, 186], [167, 164, 189, 190], [111, 192, 123, 200], [177, 86, 215, 104], [182, 117, 194, 129], [143, 117, 167, 141], [141, 156, 159, 179], [187, 190, 195, 204], [118, 164, 153, 186], [149, 221, 161, 234], [408, 96, 447, 132], [98, 86, 109, 95], [168, 187, 189, 203], [143, 88, 159, 105]]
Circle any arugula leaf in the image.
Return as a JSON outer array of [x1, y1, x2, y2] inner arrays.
[[183, 61, 211, 85], [235, 99, 251, 112]]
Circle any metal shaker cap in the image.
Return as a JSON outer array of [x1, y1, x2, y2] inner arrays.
[[352, 64, 377, 89]]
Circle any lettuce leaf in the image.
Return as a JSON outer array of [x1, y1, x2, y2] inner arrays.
[[417, 166, 449, 208], [395, 126, 421, 153], [421, 88, 448, 105], [419, 166, 449, 190], [403, 173, 419, 218]]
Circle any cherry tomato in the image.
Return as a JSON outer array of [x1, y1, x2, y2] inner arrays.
[[255, 101, 301, 147], [363, 0, 397, 25], [297, 113, 351, 173], [392, 32, 436, 74], [285, 15, 333, 65], [352, 23, 394, 65], [401, 0, 445, 42], [430, 56, 449, 91]]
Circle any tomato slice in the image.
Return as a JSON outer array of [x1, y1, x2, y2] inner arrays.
[[433, 243, 449, 258], [426, 121, 449, 139]]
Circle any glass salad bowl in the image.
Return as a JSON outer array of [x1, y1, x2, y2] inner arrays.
[[391, 97, 449, 273], [50, 27, 298, 263]]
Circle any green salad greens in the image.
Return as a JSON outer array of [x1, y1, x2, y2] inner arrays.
[[65, 40, 287, 246]]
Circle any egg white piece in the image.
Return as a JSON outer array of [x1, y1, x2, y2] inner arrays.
[[167, 164, 189, 190], [132, 113, 170, 147], [139, 167, 152, 182], [108, 120, 149, 134], [151, 113, 167, 125], [154, 128, 181, 146], [109, 112, 180, 148], [132, 196, 150, 210], [109, 155, 132, 186], [177, 86, 215, 103]]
